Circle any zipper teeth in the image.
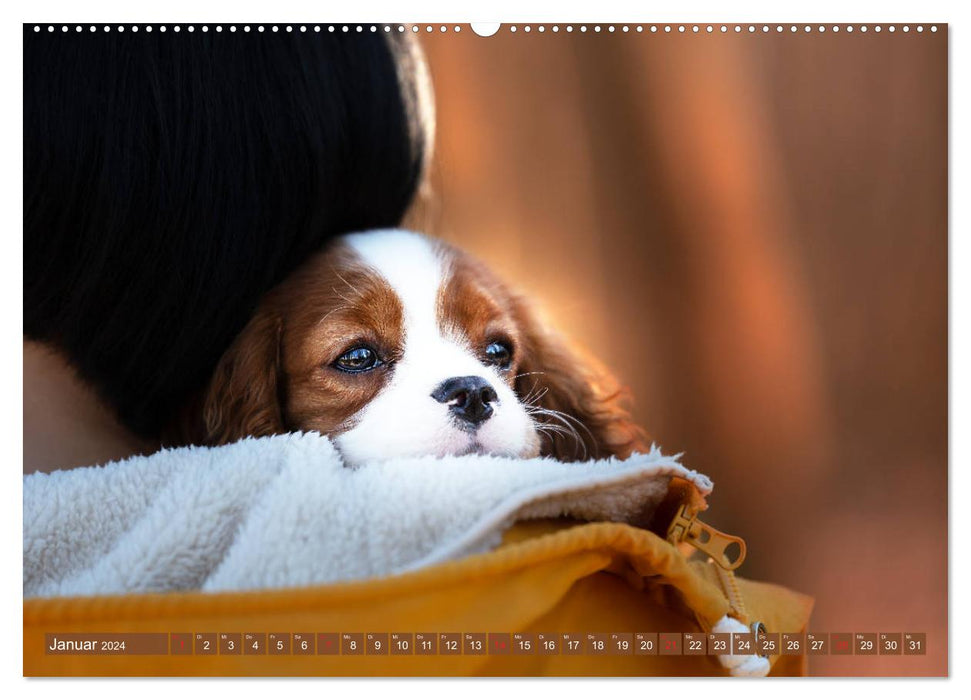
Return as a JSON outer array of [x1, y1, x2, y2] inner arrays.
[[714, 561, 749, 623]]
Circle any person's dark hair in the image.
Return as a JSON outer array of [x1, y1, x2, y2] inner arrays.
[[24, 25, 431, 439]]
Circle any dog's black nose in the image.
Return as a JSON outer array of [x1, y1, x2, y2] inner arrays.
[[431, 376, 498, 428]]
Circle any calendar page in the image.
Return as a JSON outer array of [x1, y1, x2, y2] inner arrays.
[[21, 8, 948, 683]]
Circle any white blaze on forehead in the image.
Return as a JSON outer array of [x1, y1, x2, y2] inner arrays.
[[342, 229, 446, 339]]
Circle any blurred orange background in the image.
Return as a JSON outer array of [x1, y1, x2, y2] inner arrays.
[[412, 27, 947, 676]]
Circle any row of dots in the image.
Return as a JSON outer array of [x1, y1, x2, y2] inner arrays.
[[30, 25, 462, 34], [33, 24, 939, 35]]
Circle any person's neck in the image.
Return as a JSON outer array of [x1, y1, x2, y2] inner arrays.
[[23, 340, 154, 474]]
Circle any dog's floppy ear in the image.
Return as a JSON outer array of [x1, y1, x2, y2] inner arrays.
[[513, 300, 647, 461], [199, 309, 287, 445]]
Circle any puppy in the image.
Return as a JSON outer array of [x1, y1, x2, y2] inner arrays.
[[191, 230, 645, 465]]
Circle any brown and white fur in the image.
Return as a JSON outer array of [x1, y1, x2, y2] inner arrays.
[[190, 229, 645, 465]]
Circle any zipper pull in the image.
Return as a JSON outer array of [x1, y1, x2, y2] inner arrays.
[[666, 504, 747, 570]]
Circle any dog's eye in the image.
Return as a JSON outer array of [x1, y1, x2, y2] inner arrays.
[[334, 346, 380, 373], [483, 341, 512, 369]]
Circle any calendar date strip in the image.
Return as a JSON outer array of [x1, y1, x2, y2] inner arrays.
[[44, 632, 927, 656]]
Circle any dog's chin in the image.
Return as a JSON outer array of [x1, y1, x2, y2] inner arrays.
[[333, 427, 541, 467], [452, 439, 499, 457], [445, 427, 542, 460]]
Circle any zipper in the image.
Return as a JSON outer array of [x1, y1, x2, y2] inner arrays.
[[666, 503, 751, 622]]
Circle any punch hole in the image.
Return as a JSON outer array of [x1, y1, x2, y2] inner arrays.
[[471, 23, 500, 37]]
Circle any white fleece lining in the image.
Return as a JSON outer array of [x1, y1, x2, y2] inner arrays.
[[24, 433, 714, 597], [399, 458, 705, 573]]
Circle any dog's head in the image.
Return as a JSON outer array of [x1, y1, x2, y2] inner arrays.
[[197, 230, 644, 465]]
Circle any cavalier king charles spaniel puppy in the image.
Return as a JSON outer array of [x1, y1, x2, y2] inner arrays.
[[191, 230, 645, 465]]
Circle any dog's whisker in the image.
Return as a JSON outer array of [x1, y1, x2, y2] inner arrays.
[[527, 406, 588, 460], [522, 386, 550, 407], [539, 407, 596, 459], [512, 371, 546, 381]]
